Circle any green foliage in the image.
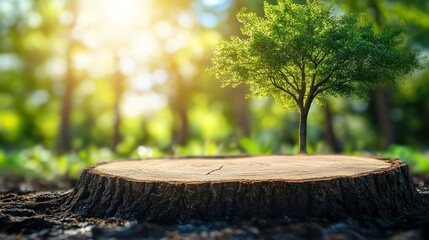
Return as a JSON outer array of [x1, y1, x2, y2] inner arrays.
[[208, 0, 422, 111], [173, 140, 228, 156], [0, 146, 116, 180], [239, 136, 273, 154], [1, 0, 429, 182], [384, 145, 429, 173], [1, 144, 428, 182]]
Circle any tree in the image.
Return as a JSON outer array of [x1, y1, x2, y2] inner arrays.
[[57, 0, 79, 154], [208, 0, 422, 153]]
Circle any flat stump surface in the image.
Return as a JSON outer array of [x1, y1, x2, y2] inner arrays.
[[63, 155, 428, 223], [93, 155, 392, 182]]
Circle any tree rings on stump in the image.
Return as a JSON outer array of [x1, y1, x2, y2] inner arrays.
[[62, 155, 428, 223]]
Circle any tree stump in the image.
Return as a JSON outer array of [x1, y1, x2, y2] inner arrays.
[[62, 155, 428, 223]]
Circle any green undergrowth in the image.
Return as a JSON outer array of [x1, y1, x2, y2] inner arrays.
[[0, 143, 428, 182], [383, 145, 429, 173], [0, 146, 115, 181]]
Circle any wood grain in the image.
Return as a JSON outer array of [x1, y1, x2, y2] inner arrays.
[[93, 155, 392, 182]]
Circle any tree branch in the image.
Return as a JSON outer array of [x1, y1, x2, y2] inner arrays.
[[315, 51, 330, 66], [310, 72, 317, 91], [305, 72, 317, 108], [313, 60, 345, 91], [313, 49, 324, 61], [278, 70, 299, 93], [268, 74, 299, 104], [314, 78, 350, 96], [300, 63, 306, 104], [311, 49, 331, 68], [281, 68, 299, 89]]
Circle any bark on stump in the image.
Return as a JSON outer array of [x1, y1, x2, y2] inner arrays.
[[62, 155, 428, 223]]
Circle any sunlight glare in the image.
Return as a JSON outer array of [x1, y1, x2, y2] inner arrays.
[[104, 0, 139, 27], [152, 69, 168, 84], [178, 12, 193, 28], [154, 21, 174, 40], [122, 92, 168, 117], [199, 13, 218, 28], [202, 0, 223, 7], [132, 74, 153, 92], [78, 0, 151, 47], [0, 54, 21, 71], [73, 52, 92, 70], [137, 146, 153, 158], [164, 32, 190, 53], [201, 0, 231, 10], [59, 11, 74, 26], [28, 90, 49, 107], [44, 58, 66, 79], [118, 57, 136, 74], [131, 32, 159, 62]]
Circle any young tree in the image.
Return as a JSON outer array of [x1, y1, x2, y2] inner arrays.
[[208, 0, 422, 153]]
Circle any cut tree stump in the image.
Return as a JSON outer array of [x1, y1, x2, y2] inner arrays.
[[62, 155, 428, 223]]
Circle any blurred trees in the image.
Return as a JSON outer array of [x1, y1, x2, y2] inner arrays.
[[338, 0, 429, 150], [0, 1, 68, 148], [0, 0, 427, 157]]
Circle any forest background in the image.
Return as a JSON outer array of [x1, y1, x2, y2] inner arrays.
[[0, 0, 428, 182]]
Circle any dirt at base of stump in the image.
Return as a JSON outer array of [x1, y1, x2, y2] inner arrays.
[[0, 176, 428, 240]]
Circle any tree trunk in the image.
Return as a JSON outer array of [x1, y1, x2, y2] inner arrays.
[[61, 155, 429, 223], [298, 110, 309, 153], [174, 100, 189, 145], [374, 86, 395, 149], [233, 85, 250, 136], [171, 76, 189, 146], [56, 0, 78, 154], [370, 0, 396, 150], [229, 1, 251, 137], [56, 46, 74, 154], [112, 53, 124, 151], [324, 103, 341, 153]]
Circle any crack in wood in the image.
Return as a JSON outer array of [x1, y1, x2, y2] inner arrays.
[[206, 165, 224, 175]]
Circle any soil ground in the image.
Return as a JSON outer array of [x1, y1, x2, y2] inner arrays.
[[0, 175, 428, 240]]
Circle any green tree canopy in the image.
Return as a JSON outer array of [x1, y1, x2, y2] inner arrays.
[[208, 0, 422, 153]]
